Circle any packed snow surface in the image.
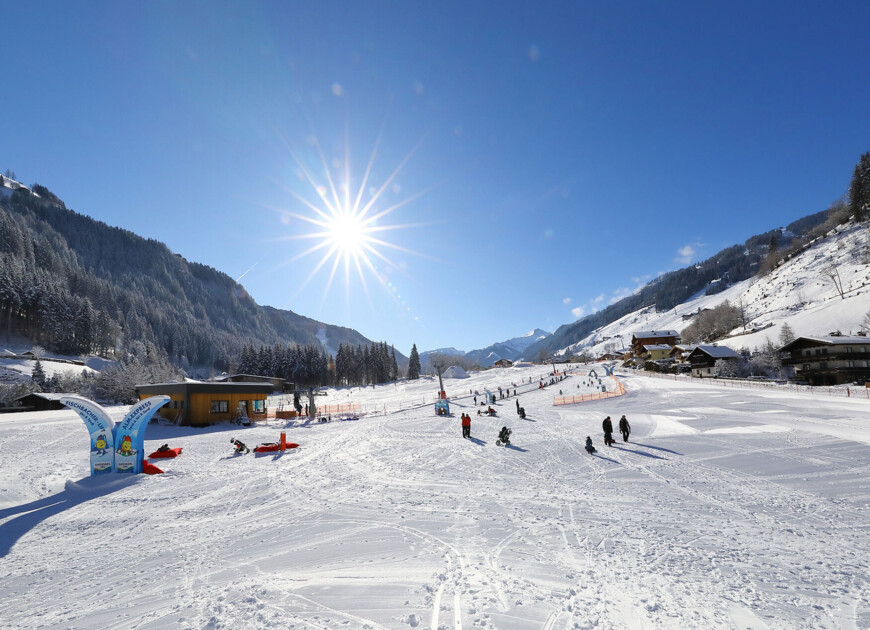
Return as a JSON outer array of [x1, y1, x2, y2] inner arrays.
[[2, 364, 870, 629]]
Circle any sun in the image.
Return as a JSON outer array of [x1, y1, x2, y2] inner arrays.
[[327, 211, 368, 256], [270, 131, 430, 305]]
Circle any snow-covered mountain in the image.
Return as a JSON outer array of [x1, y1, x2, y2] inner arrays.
[[423, 329, 552, 368], [558, 220, 870, 358], [465, 328, 552, 367]]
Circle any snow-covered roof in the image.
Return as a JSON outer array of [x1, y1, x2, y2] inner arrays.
[[779, 335, 870, 352], [643, 344, 673, 351], [632, 330, 679, 339], [13, 392, 73, 402], [690, 345, 741, 359]]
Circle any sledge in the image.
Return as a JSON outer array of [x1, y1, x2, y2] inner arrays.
[[253, 442, 299, 453], [148, 447, 183, 459], [142, 460, 164, 475]]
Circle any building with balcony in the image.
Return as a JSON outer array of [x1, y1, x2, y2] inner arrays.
[[778, 335, 870, 386]]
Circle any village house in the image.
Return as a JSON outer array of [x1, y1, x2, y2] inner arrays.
[[778, 335, 870, 386], [687, 345, 741, 378], [630, 330, 680, 356], [640, 344, 673, 362]]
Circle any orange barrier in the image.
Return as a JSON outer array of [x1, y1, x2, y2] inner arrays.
[[554, 376, 625, 406], [318, 402, 362, 414]]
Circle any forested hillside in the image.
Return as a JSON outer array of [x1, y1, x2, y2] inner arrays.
[[524, 208, 831, 359], [0, 185, 378, 371]]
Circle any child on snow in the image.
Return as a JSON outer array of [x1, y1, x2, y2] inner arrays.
[[585, 436, 596, 454]]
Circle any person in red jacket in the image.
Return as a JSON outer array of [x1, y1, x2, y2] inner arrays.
[[461, 413, 471, 438]]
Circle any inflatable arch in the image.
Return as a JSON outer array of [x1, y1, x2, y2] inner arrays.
[[61, 396, 116, 475], [588, 369, 598, 379], [62, 395, 170, 476]]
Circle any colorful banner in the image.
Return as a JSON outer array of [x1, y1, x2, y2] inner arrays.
[[60, 396, 117, 476], [114, 396, 170, 474]]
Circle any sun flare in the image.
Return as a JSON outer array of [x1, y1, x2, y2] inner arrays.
[[327, 211, 368, 255], [271, 131, 430, 307]]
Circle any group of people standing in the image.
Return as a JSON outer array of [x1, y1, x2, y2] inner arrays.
[[601, 415, 631, 447]]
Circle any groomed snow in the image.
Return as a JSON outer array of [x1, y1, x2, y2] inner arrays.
[[2, 365, 870, 629]]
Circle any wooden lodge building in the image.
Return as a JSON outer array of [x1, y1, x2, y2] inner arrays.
[[687, 345, 741, 377], [630, 330, 679, 356], [135, 382, 274, 426], [778, 335, 870, 386]]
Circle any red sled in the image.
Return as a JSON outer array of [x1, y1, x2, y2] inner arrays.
[[253, 442, 299, 453], [142, 460, 164, 474], [148, 447, 183, 459]]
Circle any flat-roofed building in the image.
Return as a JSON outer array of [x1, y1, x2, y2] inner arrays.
[[135, 381, 274, 426]]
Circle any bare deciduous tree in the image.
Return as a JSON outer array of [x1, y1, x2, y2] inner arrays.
[[822, 263, 845, 300]]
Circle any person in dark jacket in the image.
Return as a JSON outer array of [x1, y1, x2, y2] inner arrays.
[[618, 415, 631, 442], [585, 436, 596, 454], [602, 416, 614, 446]]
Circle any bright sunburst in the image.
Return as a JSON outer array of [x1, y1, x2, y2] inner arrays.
[[271, 130, 431, 307]]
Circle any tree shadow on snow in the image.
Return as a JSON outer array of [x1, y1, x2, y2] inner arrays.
[[0, 476, 136, 558], [629, 442, 683, 456]]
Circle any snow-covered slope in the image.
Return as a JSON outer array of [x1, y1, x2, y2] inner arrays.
[[561, 221, 870, 357], [3, 366, 870, 628]]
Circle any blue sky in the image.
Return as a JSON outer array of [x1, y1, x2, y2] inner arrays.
[[3, 1, 869, 355]]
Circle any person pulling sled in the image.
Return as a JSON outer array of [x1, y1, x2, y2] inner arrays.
[[619, 415, 631, 442], [602, 416, 615, 447], [496, 426, 512, 447], [585, 436, 596, 454], [230, 438, 250, 454]]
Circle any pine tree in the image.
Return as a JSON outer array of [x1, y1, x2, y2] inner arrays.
[[390, 345, 399, 382], [31, 359, 47, 390], [408, 344, 421, 380]]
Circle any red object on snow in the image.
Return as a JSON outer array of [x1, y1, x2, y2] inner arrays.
[[148, 447, 183, 458], [254, 442, 299, 453], [142, 460, 164, 474]]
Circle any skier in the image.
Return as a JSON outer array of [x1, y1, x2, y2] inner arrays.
[[230, 438, 249, 454], [585, 436, 596, 454], [619, 415, 631, 442], [461, 413, 471, 438], [602, 416, 614, 447]]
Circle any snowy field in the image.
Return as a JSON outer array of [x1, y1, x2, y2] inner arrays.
[[2, 366, 870, 629]]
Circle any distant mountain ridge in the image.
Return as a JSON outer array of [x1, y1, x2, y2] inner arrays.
[[0, 179, 388, 371], [521, 208, 832, 360], [423, 328, 551, 368]]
